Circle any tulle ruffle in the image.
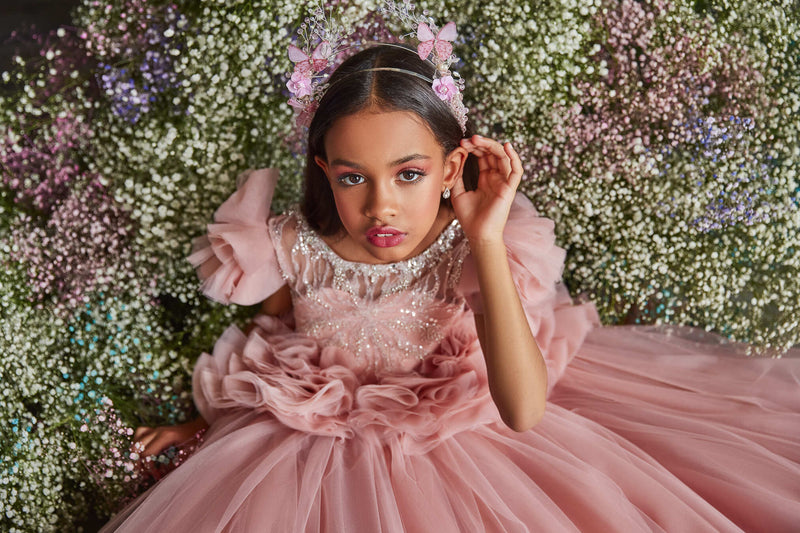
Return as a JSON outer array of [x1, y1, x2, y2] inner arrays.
[[106, 351, 778, 532], [459, 193, 565, 314], [459, 193, 600, 393], [193, 312, 500, 455], [187, 169, 284, 305]]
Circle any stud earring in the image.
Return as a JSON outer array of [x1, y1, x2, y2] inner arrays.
[[442, 187, 451, 200]]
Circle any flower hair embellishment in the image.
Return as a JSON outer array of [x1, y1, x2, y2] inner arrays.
[[288, 41, 332, 76], [380, 1, 468, 131], [285, 1, 469, 134], [285, 5, 353, 129], [432, 75, 459, 100], [416, 21, 456, 61]]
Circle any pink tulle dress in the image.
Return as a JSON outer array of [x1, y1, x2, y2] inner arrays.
[[103, 169, 800, 532]]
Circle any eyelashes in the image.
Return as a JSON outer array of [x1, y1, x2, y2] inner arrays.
[[337, 174, 365, 186], [335, 169, 427, 187], [398, 169, 425, 183]]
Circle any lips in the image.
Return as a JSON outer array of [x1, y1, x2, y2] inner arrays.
[[365, 226, 407, 248]]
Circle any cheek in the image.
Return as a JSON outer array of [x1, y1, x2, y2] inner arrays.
[[331, 189, 361, 229], [421, 189, 442, 214], [406, 181, 443, 221], [422, 174, 446, 208]]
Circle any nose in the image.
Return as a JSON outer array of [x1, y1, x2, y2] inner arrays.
[[364, 179, 397, 221]]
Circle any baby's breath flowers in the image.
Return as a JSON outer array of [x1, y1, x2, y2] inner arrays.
[[0, 0, 798, 530], [514, 0, 800, 353]]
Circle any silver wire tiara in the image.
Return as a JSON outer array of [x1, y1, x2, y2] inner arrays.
[[286, 1, 468, 133]]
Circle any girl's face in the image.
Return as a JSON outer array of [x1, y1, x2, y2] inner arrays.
[[315, 109, 467, 264]]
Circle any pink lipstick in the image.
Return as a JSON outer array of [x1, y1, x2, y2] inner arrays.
[[366, 226, 407, 248]]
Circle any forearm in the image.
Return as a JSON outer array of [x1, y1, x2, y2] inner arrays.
[[186, 415, 209, 433], [134, 414, 209, 457], [471, 240, 547, 431]]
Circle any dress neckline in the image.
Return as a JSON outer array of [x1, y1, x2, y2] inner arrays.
[[293, 210, 464, 273]]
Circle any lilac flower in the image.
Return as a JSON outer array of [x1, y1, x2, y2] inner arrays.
[[524, 0, 766, 186], [693, 190, 769, 232], [432, 75, 458, 100], [88, 5, 186, 123], [98, 65, 154, 122], [287, 70, 314, 98], [654, 115, 775, 232]]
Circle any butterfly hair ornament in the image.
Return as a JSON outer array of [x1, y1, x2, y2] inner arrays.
[[286, 0, 468, 134]]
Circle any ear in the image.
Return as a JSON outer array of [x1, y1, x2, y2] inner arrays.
[[443, 146, 468, 190], [314, 155, 330, 177]]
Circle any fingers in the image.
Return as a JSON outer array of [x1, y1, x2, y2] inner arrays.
[[505, 142, 523, 191], [462, 136, 501, 175], [132, 426, 154, 455], [451, 172, 467, 197], [460, 135, 522, 188], [132, 425, 178, 458]]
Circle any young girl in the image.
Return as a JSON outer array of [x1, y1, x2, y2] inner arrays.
[[102, 42, 800, 532]]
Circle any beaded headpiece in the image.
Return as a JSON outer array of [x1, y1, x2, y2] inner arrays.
[[286, 1, 468, 134]]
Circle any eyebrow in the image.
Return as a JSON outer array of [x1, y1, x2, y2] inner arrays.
[[330, 153, 431, 169]]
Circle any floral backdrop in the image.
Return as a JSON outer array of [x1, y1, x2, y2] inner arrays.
[[0, 0, 797, 530]]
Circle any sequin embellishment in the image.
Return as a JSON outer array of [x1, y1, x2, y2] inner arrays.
[[274, 211, 471, 371]]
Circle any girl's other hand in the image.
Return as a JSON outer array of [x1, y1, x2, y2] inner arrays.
[[132, 416, 208, 458], [452, 135, 523, 245]]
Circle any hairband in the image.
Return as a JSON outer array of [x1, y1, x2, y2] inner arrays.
[[285, 1, 469, 133]]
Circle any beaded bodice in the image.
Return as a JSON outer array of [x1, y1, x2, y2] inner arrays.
[[270, 211, 472, 372]]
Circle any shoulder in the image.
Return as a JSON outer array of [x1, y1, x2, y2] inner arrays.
[[458, 192, 565, 311], [217, 168, 279, 222], [188, 168, 287, 305], [502, 193, 565, 291]]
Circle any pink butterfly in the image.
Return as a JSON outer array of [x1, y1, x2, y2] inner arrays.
[[288, 41, 332, 74], [416, 22, 457, 61]]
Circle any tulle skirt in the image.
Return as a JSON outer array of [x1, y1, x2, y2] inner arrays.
[[102, 324, 800, 532]]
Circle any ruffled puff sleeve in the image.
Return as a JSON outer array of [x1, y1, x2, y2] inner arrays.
[[187, 169, 285, 306], [458, 193, 600, 395]]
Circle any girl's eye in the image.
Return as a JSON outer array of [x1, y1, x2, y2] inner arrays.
[[337, 174, 364, 186], [398, 170, 425, 183]]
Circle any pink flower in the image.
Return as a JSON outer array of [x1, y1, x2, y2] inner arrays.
[[296, 100, 319, 128], [286, 69, 313, 98], [432, 75, 458, 101]]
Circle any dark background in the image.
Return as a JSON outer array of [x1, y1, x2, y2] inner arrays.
[[1, 0, 82, 72]]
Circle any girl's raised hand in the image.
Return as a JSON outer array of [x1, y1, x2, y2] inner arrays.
[[451, 135, 523, 244]]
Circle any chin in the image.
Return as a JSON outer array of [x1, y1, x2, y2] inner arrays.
[[368, 249, 408, 264], [365, 242, 417, 264]]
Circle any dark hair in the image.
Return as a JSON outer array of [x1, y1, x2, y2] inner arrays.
[[300, 44, 477, 235]]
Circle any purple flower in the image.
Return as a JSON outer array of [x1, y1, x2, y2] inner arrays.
[[87, 4, 185, 123], [432, 75, 458, 101]]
